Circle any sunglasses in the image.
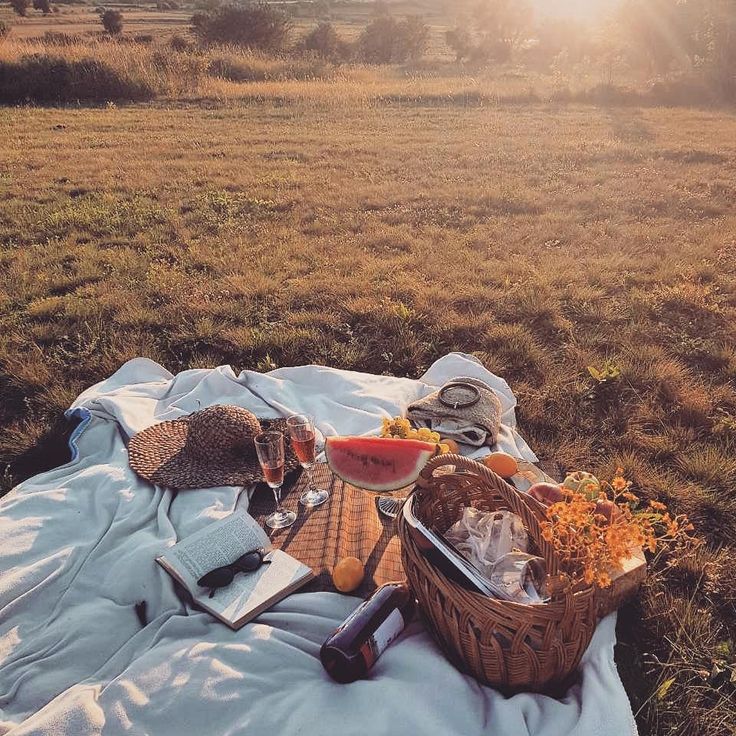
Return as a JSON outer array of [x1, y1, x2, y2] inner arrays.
[[197, 548, 271, 598]]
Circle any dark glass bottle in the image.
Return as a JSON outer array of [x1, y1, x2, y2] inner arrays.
[[320, 582, 415, 683]]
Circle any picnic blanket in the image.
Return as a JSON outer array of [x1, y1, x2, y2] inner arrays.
[[0, 352, 638, 736]]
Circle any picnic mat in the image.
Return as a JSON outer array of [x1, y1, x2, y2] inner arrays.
[[250, 464, 406, 596], [0, 353, 638, 736]]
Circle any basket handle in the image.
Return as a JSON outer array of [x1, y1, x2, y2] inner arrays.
[[416, 454, 560, 578]]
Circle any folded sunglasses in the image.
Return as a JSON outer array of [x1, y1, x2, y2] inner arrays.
[[197, 548, 271, 598]]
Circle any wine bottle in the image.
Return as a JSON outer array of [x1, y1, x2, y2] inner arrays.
[[320, 582, 415, 683]]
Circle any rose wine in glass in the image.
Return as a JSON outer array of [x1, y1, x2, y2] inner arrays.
[[254, 431, 296, 530], [287, 414, 329, 508]]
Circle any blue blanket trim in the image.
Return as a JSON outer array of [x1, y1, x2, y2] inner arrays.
[[63, 407, 93, 463]]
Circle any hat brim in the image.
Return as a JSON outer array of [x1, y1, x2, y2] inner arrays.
[[128, 417, 301, 490]]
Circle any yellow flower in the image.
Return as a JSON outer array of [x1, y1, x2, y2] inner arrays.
[[648, 500, 667, 511]]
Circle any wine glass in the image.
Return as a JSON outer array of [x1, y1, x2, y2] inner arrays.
[[254, 431, 297, 529], [286, 414, 329, 508]]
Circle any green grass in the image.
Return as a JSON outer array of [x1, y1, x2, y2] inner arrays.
[[1, 100, 736, 734]]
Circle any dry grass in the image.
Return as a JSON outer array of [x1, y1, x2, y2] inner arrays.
[[0, 35, 690, 106], [1, 99, 736, 734]]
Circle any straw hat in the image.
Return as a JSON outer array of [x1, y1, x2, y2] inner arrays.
[[128, 405, 300, 490]]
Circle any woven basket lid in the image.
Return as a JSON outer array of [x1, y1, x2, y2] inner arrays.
[[128, 405, 300, 490]]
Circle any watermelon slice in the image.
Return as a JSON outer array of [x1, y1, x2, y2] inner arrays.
[[325, 436, 437, 492]]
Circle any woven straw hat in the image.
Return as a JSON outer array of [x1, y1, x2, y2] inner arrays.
[[128, 405, 300, 490]]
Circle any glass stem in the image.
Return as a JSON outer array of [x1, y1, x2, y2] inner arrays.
[[304, 463, 316, 493], [271, 485, 283, 514]]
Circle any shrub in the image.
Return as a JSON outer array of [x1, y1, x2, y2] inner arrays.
[[358, 15, 428, 63], [0, 55, 155, 103], [44, 31, 83, 44], [300, 22, 350, 61], [207, 52, 331, 82], [169, 33, 192, 52], [101, 9, 123, 35], [446, 26, 472, 63], [0, 21, 10, 40], [10, 0, 29, 17], [394, 16, 428, 62], [134, 34, 154, 44], [191, 4, 289, 50], [33, 0, 52, 14]]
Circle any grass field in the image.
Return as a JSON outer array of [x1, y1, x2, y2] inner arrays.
[[1, 96, 736, 733]]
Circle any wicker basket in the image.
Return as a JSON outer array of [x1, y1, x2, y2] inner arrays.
[[397, 454, 597, 694]]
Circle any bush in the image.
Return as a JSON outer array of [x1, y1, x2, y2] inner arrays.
[[33, 0, 52, 14], [10, 0, 29, 17], [191, 4, 289, 50], [101, 9, 123, 35], [134, 34, 154, 44], [358, 15, 428, 63], [446, 27, 472, 63], [0, 21, 10, 40], [169, 33, 192, 52], [300, 22, 350, 61], [44, 31, 83, 44], [0, 55, 155, 103], [207, 52, 331, 82]]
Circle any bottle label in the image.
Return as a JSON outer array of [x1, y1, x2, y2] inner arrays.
[[360, 607, 405, 668]]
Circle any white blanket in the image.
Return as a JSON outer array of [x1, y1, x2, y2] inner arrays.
[[0, 353, 637, 736]]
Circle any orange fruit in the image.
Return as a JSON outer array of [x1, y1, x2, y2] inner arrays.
[[332, 556, 364, 593], [482, 452, 519, 479], [440, 438, 460, 454]]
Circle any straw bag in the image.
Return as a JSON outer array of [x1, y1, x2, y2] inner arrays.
[[397, 454, 598, 693]]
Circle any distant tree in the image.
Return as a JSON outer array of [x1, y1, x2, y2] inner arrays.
[[302, 22, 350, 61], [395, 15, 429, 61], [191, 3, 289, 50], [10, 0, 29, 17], [33, 0, 52, 14], [101, 9, 123, 35], [617, 0, 697, 74], [443, 0, 532, 64], [472, 0, 533, 61], [445, 26, 472, 63], [359, 15, 428, 63]]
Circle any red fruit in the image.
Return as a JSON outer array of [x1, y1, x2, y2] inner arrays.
[[528, 482, 564, 506], [594, 499, 621, 525]]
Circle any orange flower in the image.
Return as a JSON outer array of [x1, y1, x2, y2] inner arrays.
[[539, 470, 699, 590], [612, 476, 628, 492]]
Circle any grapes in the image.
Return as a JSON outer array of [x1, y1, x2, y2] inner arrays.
[[380, 416, 440, 444]]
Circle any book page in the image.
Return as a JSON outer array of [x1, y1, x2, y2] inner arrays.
[[203, 549, 312, 625], [159, 510, 271, 591]]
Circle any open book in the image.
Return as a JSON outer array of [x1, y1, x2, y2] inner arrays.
[[157, 510, 314, 630]]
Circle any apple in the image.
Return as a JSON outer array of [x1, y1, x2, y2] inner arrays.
[[594, 499, 621, 525], [562, 471, 600, 500], [528, 482, 564, 506]]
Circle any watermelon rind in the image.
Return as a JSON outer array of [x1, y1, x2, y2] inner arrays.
[[325, 436, 437, 492]]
